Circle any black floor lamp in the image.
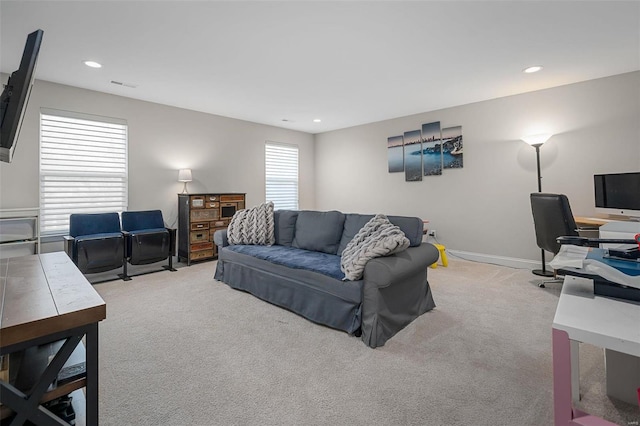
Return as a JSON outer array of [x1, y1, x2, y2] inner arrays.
[[522, 133, 553, 277]]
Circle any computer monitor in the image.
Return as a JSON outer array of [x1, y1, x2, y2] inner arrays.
[[594, 172, 640, 219]]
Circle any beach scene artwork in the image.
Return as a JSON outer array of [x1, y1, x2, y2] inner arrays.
[[387, 135, 404, 173], [421, 121, 443, 176], [403, 130, 422, 182], [387, 121, 463, 180], [442, 126, 463, 169]]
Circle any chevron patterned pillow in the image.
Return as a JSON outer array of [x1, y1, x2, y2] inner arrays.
[[227, 201, 275, 246], [340, 214, 410, 281]]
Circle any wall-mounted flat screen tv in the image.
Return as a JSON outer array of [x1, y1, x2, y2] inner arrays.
[[0, 29, 44, 163]]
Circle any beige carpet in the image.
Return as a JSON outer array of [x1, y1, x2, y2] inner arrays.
[[92, 257, 640, 425]]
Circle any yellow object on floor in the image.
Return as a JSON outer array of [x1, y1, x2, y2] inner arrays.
[[430, 244, 448, 268]]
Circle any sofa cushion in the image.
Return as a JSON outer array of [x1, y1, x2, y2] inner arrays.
[[388, 216, 423, 247], [338, 214, 373, 255], [227, 201, 275, 245], [216, 246, 363, 334], [338, 213, 423, 254], [340, 214, 410, 281], [292, 210, 345, 254], [226, 244, 345, 280], [274, 210, 298, 246]]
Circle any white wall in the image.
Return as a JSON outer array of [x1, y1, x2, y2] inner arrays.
[[3, 72, 638, 263], [314, 72, 640, 266], [0, 77, 315, 251]]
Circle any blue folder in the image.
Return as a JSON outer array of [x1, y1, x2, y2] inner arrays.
[[586, 248, 640, 276], [561, 248, 640, 302]]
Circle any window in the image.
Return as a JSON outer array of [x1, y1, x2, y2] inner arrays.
[[265, 142, 298, 210], [40, 110, 128, 235]]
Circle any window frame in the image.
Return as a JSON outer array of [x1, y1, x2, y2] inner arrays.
[[39, 108, 128, 236], [265, 141, 299, 211]]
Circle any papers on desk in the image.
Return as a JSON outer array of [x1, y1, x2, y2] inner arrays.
[[550, 245, 640, 290], [550, 245, 589, 269]]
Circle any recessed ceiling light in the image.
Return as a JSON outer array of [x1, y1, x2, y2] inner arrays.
[[83, 60, 102, 68], [523, 65, 543, 74], [313, 119, 322, 123]]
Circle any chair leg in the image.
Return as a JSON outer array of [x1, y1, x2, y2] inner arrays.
[[119, 260, 132, 281], [164, 255, 177, 272], [540, 270, 563, 288]]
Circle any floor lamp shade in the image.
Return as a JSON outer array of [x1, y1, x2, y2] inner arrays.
[[178, 169, 192, 194], [522, 133, 552, 192], [522, 133, 552, 147]]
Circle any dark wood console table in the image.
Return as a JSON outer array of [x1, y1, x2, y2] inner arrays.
[[0, 252, 106, 425]]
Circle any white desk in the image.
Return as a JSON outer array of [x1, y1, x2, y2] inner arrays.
[[552, 276, 640, 425], [599, 221, 640, 250]]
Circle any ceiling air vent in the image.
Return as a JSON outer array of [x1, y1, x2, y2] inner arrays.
[[110, 80, 137, 88]]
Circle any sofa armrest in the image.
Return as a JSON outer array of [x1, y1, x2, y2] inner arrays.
[[363, 243, 439, 288], [213, 229, 229, 248], [360, 243, 439, 348]]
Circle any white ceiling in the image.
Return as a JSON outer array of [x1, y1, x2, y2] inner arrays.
[[1, 1, 639, 134]]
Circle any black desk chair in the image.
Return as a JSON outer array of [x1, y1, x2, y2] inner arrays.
[[530, 193, 580, 287]]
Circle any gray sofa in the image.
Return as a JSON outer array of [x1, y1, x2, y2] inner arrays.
[[213, 210, 439, 348]]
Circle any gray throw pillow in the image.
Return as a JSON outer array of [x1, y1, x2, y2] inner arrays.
[[274, 210, 299, 246], [227, 201, 275, 245], [340, 214, 410, 281], [338, 214, 374, 255], [292, 210, 345, 254]]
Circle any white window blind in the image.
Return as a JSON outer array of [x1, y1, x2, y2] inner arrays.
[[265, 142, 298, 210], [40, 110, 128, 234]]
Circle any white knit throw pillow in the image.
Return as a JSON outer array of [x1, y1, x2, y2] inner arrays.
[[227, 201, 275, 246], [340, 214, 410, 281]]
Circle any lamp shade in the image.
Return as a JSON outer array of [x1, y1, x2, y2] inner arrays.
[[521, 133, 552, 147], [178, 169, 192, 182]]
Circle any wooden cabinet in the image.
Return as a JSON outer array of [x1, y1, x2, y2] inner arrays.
[[178, 193, 245, 265]]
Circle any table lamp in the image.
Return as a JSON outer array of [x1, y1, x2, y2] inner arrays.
[[178, 169, 192, 194]]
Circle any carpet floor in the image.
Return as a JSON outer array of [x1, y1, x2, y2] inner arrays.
[[92, 257, 640, 425]]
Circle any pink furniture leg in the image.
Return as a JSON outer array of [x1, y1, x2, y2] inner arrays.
[[553, 328, 619, 426]]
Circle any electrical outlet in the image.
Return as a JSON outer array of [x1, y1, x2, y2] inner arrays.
[[428, 229, 437, 238]]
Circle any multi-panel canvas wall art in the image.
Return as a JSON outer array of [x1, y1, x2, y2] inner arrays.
[[421, 121, 443, 176], [403, 130, 422, 182], [387, 135, 404, 173], [442, 126, 463, 169], [387, 121, 464, 181]]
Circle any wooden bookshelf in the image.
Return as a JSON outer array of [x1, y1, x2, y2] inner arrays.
[[178, 193, 245, 265]]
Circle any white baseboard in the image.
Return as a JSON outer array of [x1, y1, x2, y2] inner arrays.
[[446, 249, 543, 270]]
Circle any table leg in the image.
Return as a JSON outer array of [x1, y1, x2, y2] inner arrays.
[[85, 322, 99, 425], [1, 334, 82, 426], [570, 340, 580, 403], [552, 328, 618, 426], [553, 328, 574, 425]]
